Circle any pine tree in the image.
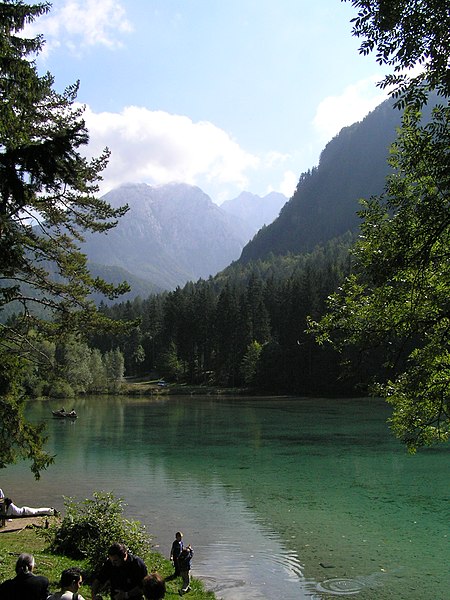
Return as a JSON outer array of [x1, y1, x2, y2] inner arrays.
[[0, 1, 129, 474]]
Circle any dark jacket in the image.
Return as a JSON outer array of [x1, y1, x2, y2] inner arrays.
[[170, 539, 183, 575], [95, 553, 148, 598], [170, 539, 183, 561], [178, 548, 193, 572], [0, 572, 49, 600]]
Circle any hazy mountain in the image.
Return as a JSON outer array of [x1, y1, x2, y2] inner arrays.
[[81, 182, 255, 290], [240, 97, 403, 262], [88, 263, 164, 303], [220, 191, 288, 233]]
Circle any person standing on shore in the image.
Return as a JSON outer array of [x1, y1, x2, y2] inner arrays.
[[178, 545, 193, 596], [169, 531, 183, 580]]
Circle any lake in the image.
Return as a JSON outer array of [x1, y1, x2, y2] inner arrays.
[[2, 395, 449, 599]]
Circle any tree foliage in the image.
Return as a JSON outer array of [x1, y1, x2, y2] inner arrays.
[[345, 0, 450, 107], [240, 340, 263, 385], [41, 491, 150, 575], [312, 105, 450, 449], [0, 1, 129, 475], [311, 1, 450, 449], [0, 353, 53, 477]]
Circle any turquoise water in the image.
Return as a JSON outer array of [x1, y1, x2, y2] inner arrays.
[[2, 396, 449, 599]]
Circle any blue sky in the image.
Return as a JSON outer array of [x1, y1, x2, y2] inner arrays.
[[29, 0, 388, 203]]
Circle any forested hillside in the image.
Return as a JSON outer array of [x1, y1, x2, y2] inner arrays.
[[240, 98, 402, 261], [79, 96, 434, 394], [24, 95, 420, 397], [85, 234, 376, 395]]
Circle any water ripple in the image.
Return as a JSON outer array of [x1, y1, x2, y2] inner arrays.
[[316, 577, 365, 595]]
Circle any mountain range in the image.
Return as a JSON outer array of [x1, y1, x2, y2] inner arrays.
[[81, 183, 285, 292], [220, 191, 288, 232], [81, 94, 436, 299]]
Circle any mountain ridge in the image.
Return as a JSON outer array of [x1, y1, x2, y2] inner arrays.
[[81, 182, 259, 291], [239, 98, 401, 262], [239, 94, 439, 263], [220, 190, 288, 233]]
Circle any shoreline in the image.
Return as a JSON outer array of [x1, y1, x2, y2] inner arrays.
[[0, 520, 216, 599]]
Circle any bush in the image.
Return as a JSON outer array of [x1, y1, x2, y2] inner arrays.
[[40, 491, 150, 574]]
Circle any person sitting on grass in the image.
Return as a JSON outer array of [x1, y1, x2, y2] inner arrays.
[[0, 552, 49, 599], [47, 567, 86, 600], [142, 573, 166, 599], [91, 542, 148, 600]]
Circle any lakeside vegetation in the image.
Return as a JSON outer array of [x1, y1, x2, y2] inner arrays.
[[0, 528, 215, 599], [0, 492, 215, 599]]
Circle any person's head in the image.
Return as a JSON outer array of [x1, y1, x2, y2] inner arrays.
[[142, 572, 166, 599], [15, 553, 35, 575], [175, 531, 183, 542], [59, 567, 83, 591], [107, 542, 128, 567]]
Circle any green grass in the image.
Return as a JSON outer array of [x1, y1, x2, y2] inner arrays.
[[0, 525, 216, 599]]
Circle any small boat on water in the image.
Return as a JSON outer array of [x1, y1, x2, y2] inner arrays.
[[52, 408, 78, 419]]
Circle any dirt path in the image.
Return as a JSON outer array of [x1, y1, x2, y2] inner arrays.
[[0, 516, 50, 533]]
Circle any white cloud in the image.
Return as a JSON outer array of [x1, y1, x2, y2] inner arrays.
[[82, 105, 260, 195], [278, 171, 298, 199], [25, 0, 132, 55], [266, 170, 298, 199], [264, 150, 291, 168], [313, 76, 387, 142]]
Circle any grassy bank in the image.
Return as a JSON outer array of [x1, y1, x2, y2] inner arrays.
[[0, 524, 215, 599]]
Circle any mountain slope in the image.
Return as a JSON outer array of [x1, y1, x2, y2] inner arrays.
[[88, 263, 164, 303], [81, 183, 254, 290], [240, 98, 403, 262]]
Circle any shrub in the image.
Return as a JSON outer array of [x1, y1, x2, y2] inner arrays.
[[41, 491, 150, 574]]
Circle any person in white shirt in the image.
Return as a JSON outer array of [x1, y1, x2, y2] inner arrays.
[[47, 567, 86, 600], [4, 498, 57, 517]]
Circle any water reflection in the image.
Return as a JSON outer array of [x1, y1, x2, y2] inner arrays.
[[3, 395, 449, 599]]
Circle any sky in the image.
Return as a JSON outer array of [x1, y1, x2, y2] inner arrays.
[[28, 0, 389, 204]]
